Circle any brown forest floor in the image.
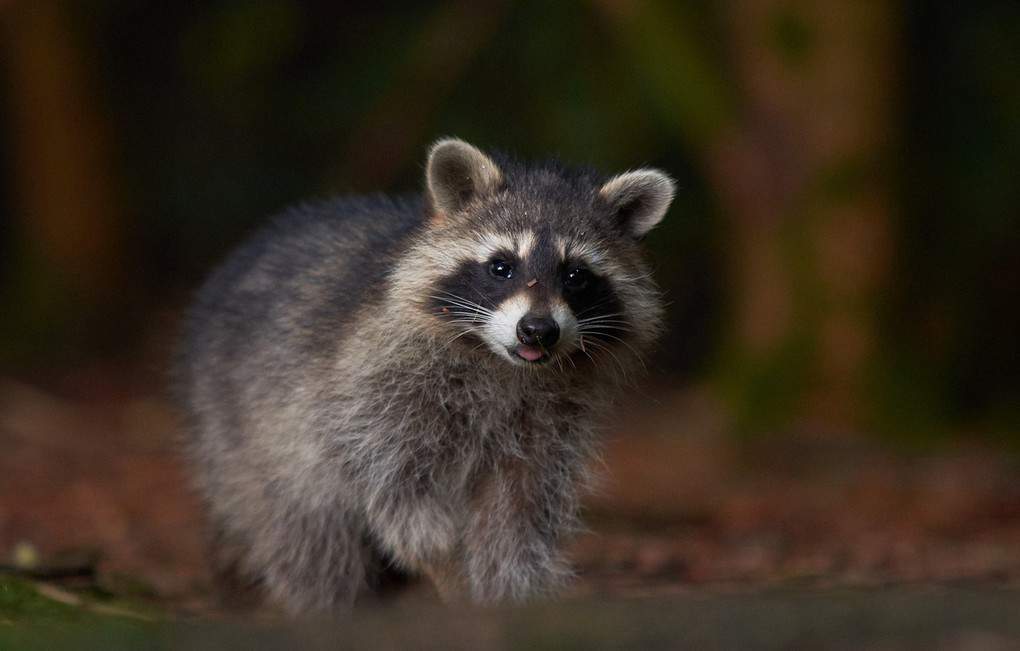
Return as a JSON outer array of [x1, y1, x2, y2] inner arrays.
[[2, 359, 1020, 618]]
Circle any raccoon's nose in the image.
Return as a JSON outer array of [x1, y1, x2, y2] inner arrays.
[[516, 316, 560, 348]]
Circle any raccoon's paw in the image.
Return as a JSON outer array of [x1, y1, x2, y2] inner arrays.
[[467, 542, 571, 604], [373, 502, 458, 569]]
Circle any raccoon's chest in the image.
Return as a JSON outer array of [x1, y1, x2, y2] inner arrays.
[[352, 357, 594, 477], [425, 372, 589, 461]]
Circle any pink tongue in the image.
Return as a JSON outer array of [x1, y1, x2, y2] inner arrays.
[[516, 345, 544, 361]]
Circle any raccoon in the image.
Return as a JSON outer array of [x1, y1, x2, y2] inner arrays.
[[177, 138, 674, 614]]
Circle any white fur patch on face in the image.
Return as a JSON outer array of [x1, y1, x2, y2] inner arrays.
[[482, 292, 531, 360], [550, 299, 578, 351], [472, 230, 538, 263], [417, 236, 482, 277], [516, 230, 537, 259], [554, 237, 567, 261], [473, 232, 517, 262], [564, 240, 609, 274]]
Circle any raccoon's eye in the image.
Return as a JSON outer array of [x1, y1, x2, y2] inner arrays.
[[563, 266, 590, 292], [489, 259, 514, 279]]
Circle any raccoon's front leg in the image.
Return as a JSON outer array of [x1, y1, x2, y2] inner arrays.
[[366, 492, 460, 569], [461, 463, 577, 603], [245, 503, 370, 615], [342, 426, 462, 573]]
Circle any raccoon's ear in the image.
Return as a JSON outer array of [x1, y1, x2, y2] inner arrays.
[[598, 169, 676, 240], [426, 138, 503, 222]]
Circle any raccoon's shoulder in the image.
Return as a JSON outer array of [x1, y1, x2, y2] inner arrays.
[[184, 194, 425, 351], [261, 193, 425, 269], [219, 193, 420, 282]]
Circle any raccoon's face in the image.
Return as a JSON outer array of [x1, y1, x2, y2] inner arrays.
[[428, 227, 633, 367], [416, 138, 674, 370]]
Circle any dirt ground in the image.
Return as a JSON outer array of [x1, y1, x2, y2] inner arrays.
[[2, 359, 1019, 618]]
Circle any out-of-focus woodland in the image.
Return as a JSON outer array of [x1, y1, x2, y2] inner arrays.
[[1, 0, 1019, 637]]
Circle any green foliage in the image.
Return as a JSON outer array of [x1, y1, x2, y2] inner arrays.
[[0, 577, 81, 625]]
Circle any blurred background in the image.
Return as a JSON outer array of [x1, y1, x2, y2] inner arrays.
[[1, 0, 1019, 634]]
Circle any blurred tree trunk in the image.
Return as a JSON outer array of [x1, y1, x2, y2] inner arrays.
[[1, 0, 123, 356], [710, 0, 895, 430], [596, 0, 896, 431]]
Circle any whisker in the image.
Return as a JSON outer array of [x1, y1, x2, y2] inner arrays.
[[429, 291, 495, 315], [469, 340, 489, 353], [433, 308, 490, 322], [444, 327, 477, 346], [431, 304, 493, 319], [437, 308, 490, 321], [577, 335, 598, 367], [577, 311, 628, 320], [575, 300, 618, 318], [583, 338, 630, 379], [469, 286, 496, 308], [577, 321, 632, 329], [581, 331, 646, 373], [578, 324, 634, 334], [576, 315, 630, 325]]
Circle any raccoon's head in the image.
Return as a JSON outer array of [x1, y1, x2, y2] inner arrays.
[[406, 138, 674, 371]]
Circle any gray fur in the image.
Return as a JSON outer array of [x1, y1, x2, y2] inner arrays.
[[426, 138, 503, 220], [177, 140, 673, 614], [599, 169, 677, 240]]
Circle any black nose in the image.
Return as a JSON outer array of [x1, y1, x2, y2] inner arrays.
[[516, 316, 560, 348]]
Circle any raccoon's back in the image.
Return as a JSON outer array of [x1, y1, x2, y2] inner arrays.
[[177, 195, 425, 430]]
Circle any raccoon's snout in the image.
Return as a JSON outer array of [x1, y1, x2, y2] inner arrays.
[[516, 316, 560, 348]]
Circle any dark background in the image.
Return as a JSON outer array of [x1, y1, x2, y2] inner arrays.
[[1, 0, 1019, 629], [3, 1, 1018, 438]]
